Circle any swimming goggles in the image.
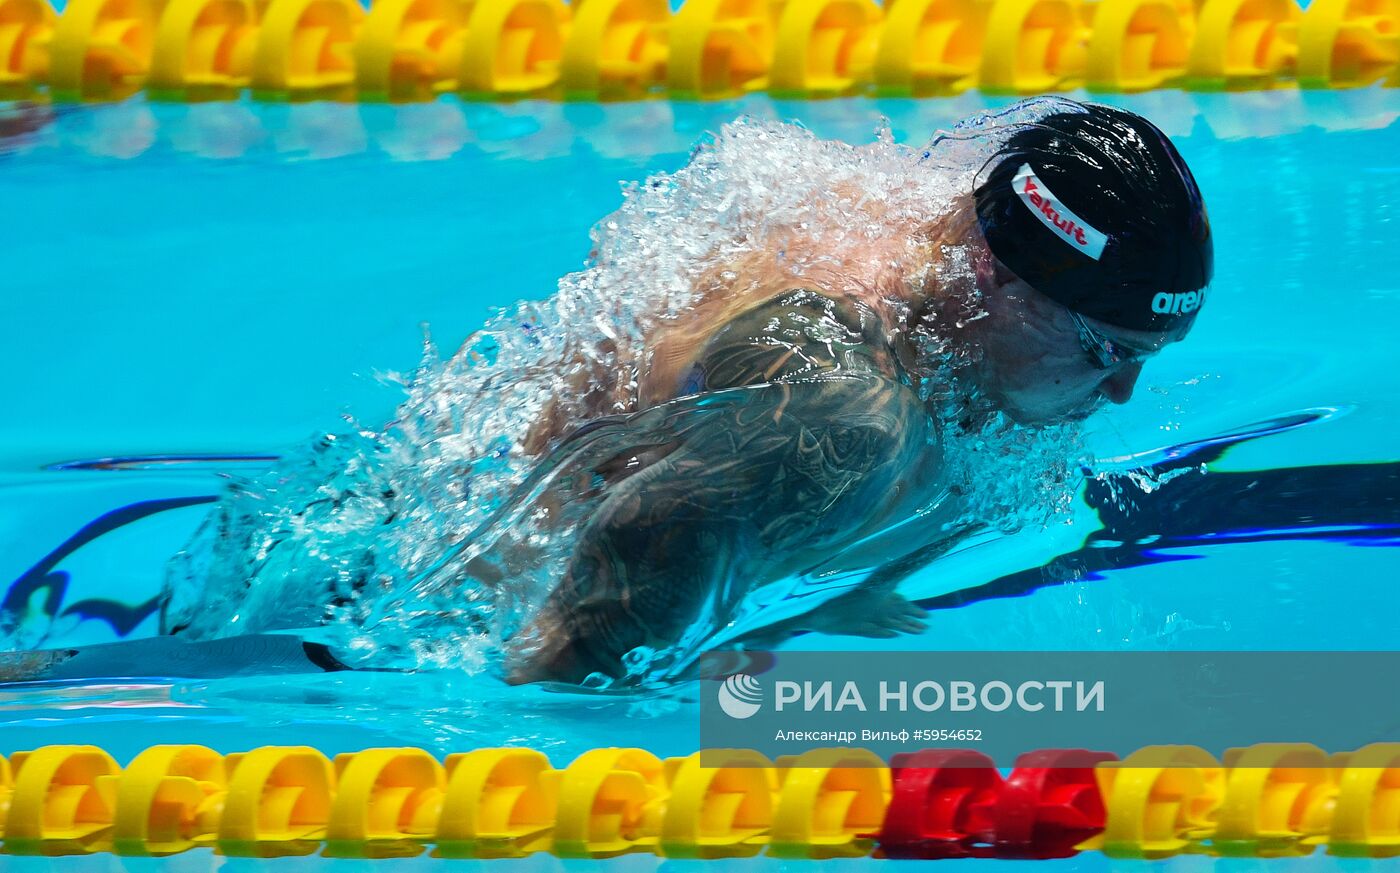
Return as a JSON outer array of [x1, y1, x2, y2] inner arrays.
[[1067, 309, 1156, 370]]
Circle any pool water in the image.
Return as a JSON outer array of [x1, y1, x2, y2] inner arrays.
[[2, 87, 1399, 870]]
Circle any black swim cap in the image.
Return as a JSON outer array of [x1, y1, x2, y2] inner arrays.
[[973, 101, 1213, 333]]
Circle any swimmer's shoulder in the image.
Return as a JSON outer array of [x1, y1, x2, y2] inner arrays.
[[645, 285, 907, 400]]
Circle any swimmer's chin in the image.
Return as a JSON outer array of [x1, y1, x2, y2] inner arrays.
[[997, 394, 1106, 426]]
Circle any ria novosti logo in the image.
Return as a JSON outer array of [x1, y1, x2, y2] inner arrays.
[[717, 673, 763, 719]]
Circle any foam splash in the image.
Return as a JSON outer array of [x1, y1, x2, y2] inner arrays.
[[163, 103, 1093, 683]]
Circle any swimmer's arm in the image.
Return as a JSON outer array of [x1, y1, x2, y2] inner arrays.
[[0, 635, 353, 683], [508, 290, 937, 684]]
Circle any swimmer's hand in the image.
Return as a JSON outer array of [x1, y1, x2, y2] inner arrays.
[[505, 289, 937, 686], [724, 587, 928, 652], [805, 589, 928, 639]]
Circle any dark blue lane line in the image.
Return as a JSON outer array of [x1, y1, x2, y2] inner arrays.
[[45, 454, 279, 472], [59, 595, 166, 637], [1, 497, 217, 638], [918, 431, 1400, 613]]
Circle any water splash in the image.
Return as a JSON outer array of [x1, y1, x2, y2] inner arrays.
[[163, 103, 1096, 683]]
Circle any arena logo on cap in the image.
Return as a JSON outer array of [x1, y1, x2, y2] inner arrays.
[[1152, 289, 1206, 316], [1012, 164, 1108, 261]]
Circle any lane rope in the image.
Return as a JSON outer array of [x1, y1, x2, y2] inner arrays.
[[1, 742, 1398, 858], [0, 0, 1393, 102]]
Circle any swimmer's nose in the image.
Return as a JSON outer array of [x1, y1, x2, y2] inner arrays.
[[1098, 361, 1143, 405]]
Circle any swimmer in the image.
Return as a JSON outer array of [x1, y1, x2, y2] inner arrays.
[[505, 98, 1213, 685], [0, 99, 1212, 688]]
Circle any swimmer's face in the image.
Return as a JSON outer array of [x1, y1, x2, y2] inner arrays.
[[965, 243, 1191, 425]]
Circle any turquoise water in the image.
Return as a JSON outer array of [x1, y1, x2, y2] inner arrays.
[[2, 88, 1399, 869]]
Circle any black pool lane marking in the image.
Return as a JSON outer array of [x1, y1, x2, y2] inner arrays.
[[1, 496, 217, 638], [918, 436, 1400, 613]]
